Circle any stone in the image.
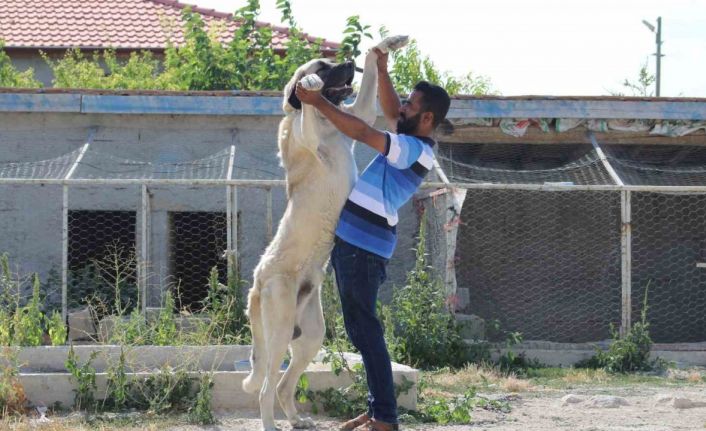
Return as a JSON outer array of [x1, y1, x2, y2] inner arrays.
[[673, 397, 706, 409], [67, 307, 96, 341], [561, 394, 584, 406], [654, 394, 706, 409], [456, 313, 486, 340], [587, 395, 629, 408]]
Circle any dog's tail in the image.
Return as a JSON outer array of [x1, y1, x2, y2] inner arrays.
[[242, 285, 266, 393]]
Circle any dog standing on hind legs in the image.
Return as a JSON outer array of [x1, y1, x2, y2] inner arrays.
[[242, 35, 409, 431]]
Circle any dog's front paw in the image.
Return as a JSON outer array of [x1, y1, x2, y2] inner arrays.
[[291, 416, 316, 429], [375, 35, 409, 53], [299, 74, 324, 91]]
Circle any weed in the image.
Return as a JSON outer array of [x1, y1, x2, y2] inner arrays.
[[0, 348, 26, 417], [578, 281, 664, 373], [188, 373, 215, 425], [404, 387, 510, 425], [133, 366, 193, 414], [65, 345, 98, 411], [11, 275, 44, 347], [103, 347, 129, 411], [45, 310, 67, 346], [201, 265, 250, 345], [153, 291, 178, 346], [383, 216, 469, 369]]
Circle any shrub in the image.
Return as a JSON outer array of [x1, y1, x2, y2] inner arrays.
[[578, 281, 662, 373], [11, 275, 44, 347], [0, 40, 41, 88], [188, 373, 215, 425], [45, 310, 67, 346], [65, 345, 98, 411], [0, 348, 26, 416], [153, 291, 178, 346], [383, 216, 469, 369]]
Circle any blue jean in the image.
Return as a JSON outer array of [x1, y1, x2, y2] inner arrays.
[[330, 237, 397, 425]]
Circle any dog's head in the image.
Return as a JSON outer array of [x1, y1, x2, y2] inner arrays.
[[283, 58, 355, 113]]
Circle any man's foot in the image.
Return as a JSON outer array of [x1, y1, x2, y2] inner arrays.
[[339, 412, 370, 430], [366, 419, 399, 431]]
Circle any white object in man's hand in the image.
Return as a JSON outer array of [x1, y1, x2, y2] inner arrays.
[[374, 35, 409, 54], [299, 74, 324, 91]]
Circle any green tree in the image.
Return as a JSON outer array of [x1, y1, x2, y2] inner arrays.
[[338, 16, 373, 62], [0, 40, 41, 88]]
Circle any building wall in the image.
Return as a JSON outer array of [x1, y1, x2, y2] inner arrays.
[[0, 109, 422, 307]]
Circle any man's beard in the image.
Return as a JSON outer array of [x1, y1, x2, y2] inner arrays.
[[396, 112, 422, 135]]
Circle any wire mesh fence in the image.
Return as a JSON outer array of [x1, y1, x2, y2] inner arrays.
[[421, 142, 706, 344], [631, 192, 706, 343], [1, 137, 706, 345]]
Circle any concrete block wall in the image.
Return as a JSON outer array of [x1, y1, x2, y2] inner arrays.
[[0, 99, 423, 307]]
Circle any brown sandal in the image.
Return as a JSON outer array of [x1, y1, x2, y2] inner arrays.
[[366, 419, 399, 431], [339, 412, 371, 431]]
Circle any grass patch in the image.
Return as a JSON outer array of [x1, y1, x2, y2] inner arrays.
[[421, 365, 706, 395], [421, 363, 534, 395]]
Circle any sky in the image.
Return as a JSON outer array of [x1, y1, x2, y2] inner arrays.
[[194, 0, 706, 97]]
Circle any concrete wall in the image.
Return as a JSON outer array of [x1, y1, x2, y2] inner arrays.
[[0, 107, 422, 307], [6, 50, 55, 87]]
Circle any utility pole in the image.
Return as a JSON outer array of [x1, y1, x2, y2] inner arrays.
[[642, 17, 664, 96]]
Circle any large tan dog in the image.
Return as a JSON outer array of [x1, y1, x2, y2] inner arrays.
[[242, 36, 409, 431]]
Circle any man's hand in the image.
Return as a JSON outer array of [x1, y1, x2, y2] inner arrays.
[[373, 48, 388, 74], [295, 82, 324, 107]]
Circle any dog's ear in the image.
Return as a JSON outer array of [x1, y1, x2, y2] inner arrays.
[[283, 60, 313, 113], [283, 76, 300, 114], [287, 86, 302, 111], [283, 59, 327, 113]]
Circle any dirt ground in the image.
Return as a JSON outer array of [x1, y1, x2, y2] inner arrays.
[[173, 384, 706, 431], [9, 372, 706, 431]]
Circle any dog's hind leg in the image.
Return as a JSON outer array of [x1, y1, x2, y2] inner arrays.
[[243, 285, 266, 394], [277, 282, 325, 429], [259, 276, 298, 431]]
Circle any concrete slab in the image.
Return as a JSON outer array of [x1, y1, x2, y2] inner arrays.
[[11, 345, 418, 412], [489, 340, 706, 367]]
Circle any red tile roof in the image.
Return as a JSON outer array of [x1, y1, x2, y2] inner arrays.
[[0, 0, 339, 53]]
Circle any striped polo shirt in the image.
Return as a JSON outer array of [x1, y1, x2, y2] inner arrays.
[[335, 132, 436, 258]]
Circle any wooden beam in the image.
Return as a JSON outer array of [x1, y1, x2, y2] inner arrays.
[[438, 126, 706, 146]]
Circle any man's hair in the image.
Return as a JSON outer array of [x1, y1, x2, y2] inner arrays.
[[413, 81, 451, 129]]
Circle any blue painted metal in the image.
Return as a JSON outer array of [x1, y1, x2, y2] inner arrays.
[[448, 99, 706, 120], [0, 93, 81, 112], [81, 95, 283, 115], [0, 91, 705, 120]]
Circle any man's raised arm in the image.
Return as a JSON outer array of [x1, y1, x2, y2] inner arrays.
[[373, 48, 401, 131], [295, 83, 388, 154]]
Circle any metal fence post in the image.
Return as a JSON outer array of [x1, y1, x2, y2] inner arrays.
[[227, 186, 238, 277], [620, 190, 633, 336], [61, 130, 95, 321], [266, 187, 273, 243], [139, 184, 151, 314], [226, 146, 237, 280], [61, 186, 68, 322]]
